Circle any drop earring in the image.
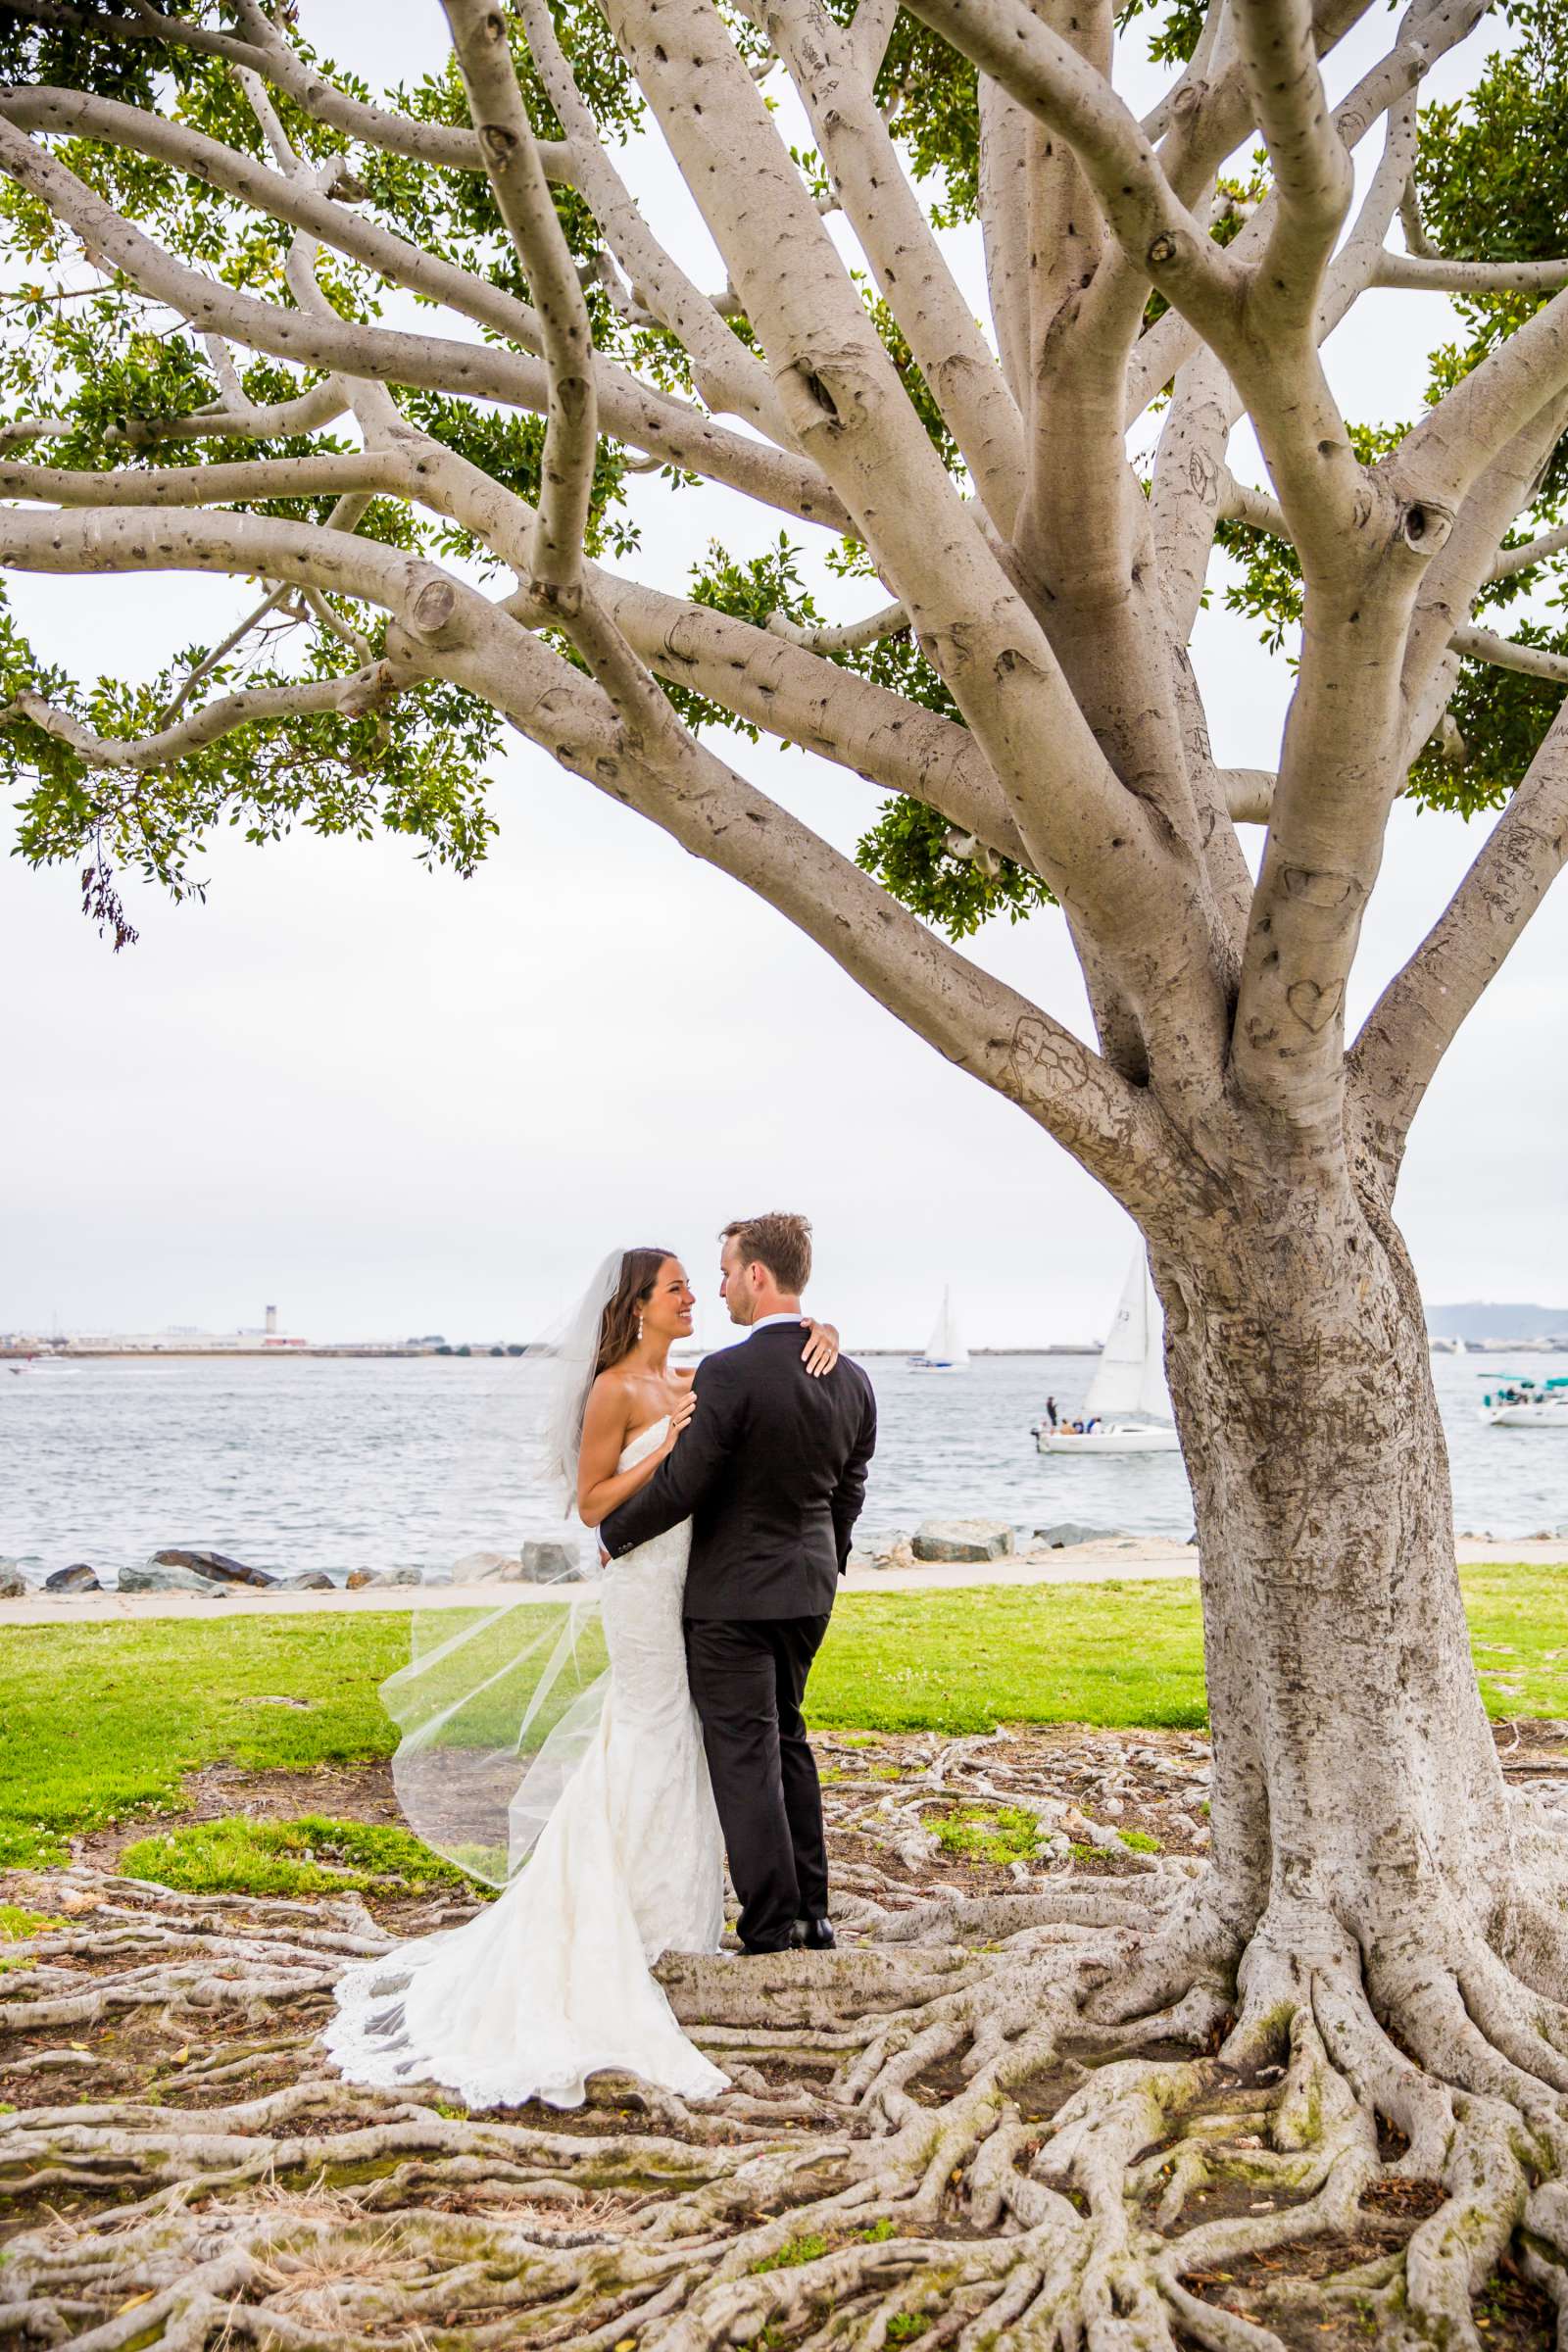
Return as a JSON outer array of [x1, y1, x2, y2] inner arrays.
[[636, 1312, 644, 1342]]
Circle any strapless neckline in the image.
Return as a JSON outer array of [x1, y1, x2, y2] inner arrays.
[[617, 1414, 670, 1474]]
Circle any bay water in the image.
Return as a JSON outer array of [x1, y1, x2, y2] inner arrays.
[[1, 1348, 1564, 1590]]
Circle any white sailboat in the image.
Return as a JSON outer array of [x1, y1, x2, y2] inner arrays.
[[1034, 1255, 1180, 1452], [909, 1287, 969, 1373]]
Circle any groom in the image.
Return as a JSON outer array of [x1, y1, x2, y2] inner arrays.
[[601, 1212, 876, 1954]]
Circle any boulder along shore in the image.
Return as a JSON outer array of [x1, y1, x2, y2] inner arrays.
[[0, 1532, 1565, 1625]]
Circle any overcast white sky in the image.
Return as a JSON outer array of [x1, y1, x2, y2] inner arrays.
[[2, 0, 1564, 1348]]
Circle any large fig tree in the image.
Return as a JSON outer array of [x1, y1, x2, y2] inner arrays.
[[4, 0, 1568, 2339]]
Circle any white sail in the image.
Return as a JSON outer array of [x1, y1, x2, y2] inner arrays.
[[1136, 1279, 1172, 1418], [920, 1287, 969, 1368], [1084, 1254, 1170, 1422]]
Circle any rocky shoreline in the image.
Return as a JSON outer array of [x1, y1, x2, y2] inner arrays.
[[0, 1536, 603, 1600], [3, 1516, 1566, 1611], [0, 1517, 1166, 1599], [848, 1513, 1183, 1571]]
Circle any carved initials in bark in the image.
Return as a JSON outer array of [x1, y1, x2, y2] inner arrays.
[[1283, 865, 1361, 909]]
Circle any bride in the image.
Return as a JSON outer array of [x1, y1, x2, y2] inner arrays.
[[324, 1245, 838, 2110]]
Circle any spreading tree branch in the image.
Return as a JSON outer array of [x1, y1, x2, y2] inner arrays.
[[759, 0, 1027, 523], [1374, 254, 1568, 296], [899, 0, 1245, 347], [1491, 524, 1568, 582], [0, 0, 574, 179], [1351, 700, 1568, 1160], [1, 665, 407, 770], [1227, 0, 1353, 333], [1450, 626, 1568, 686], [442, 0, 598, 591], [0, 111, 844, 526], [1395, 289, 1568, 519], [509, 0, 784, 434]]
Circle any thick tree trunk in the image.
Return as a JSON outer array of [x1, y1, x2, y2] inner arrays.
[[1150, 1186, 1542, 2027]]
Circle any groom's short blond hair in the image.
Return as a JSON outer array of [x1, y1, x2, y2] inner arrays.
[[720, 1212, 812, 1295]]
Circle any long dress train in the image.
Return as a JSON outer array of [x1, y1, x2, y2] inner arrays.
[[323, 1417, 728, 2108]]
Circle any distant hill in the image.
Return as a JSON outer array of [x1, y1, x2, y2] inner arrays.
[[1427, 1302, 1568, 1341]]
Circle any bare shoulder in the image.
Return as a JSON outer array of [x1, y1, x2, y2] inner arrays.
[[584, 1365, 633, 1427]]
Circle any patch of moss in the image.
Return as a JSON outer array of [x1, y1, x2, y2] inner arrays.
[[119, 1814, 482, 1899], [935, 1805, 1041, 1867], [751, 2231, 829, 2273], [1117, 1828, 1161, 1852], [0, 1901, 64, 1938]]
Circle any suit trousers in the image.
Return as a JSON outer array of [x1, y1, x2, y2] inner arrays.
[[683, 1612, 832, 1953]]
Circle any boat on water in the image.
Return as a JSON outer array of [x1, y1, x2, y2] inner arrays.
[[1032, 1255, 1180, 1453], [909, 1288, 969, 1373], [1479, 1374, 1568, 1428]]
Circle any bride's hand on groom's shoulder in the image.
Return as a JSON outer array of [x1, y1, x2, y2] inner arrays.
[[661, 1385, 699, 1452], [801, 1319, 840, 1377]]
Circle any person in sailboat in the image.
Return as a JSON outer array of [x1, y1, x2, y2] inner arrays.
[[1034, 1252, 1180, 1453], [324, 1240, 851, 2111]]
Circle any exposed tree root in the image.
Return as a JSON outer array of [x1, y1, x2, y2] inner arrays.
[[5, 1730, 1568, 2346]]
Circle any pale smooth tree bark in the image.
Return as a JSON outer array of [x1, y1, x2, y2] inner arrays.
[[3, 0, 1568, 2341]]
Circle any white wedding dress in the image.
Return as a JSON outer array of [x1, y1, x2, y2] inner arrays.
[[324, 1417, 729, 2108]]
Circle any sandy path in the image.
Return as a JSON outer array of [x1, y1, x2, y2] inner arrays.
[[0, 1537, 1561, 1627]]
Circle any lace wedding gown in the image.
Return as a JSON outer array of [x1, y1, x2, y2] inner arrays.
[[324, 1416, 729, 2108]]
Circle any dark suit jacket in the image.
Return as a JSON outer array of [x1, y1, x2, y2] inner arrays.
[[600, 1323, 877, 1619]]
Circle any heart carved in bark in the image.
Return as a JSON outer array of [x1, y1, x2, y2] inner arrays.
[[1285, 978, 1344, 1033]]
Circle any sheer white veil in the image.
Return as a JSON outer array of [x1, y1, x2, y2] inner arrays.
[[538, 1248, 626, 1508], [384, 1249, 631, 1887]]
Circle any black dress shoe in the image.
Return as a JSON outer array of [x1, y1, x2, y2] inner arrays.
[[797, 1915, 836, 1950]]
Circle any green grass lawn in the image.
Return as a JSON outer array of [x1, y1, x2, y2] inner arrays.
[[2, 1569, 1565, 1869]]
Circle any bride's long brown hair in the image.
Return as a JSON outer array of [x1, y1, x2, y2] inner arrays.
[[593, 1248, 677, 1378]]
